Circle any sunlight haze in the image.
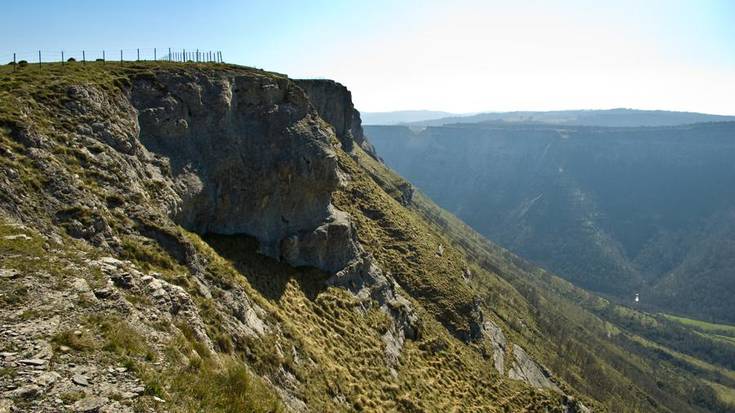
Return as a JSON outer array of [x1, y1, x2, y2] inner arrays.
[[3, 0, 734, 113]]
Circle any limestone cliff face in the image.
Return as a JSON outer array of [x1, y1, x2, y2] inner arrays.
[[295, 79, 378, 158], [123, 71, 379, 278]]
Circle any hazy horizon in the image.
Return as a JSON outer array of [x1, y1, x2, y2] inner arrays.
[[3, 0, 734, 115], [359, 108, 735, 126], [361, 107, 735, 117]]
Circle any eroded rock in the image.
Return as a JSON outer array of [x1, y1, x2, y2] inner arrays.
[[295, 79, 378, 158], [130, 72, 342, 266], [508, 344, 559, 391], [482, 320, 507, 373]]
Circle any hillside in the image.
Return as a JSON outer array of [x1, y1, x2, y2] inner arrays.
[[366, 123, 735, 325], [401, 109, 735, 127], [0, 62, 733, 412]]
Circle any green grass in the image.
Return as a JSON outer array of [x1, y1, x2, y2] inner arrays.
[[0, 367, 17, 380], [52, 329, 96, 352], [121, 236, 182, 273], [85, 315, 156, 360], [712, 334, 735, 345], [662, 313, 735, 337], [628, 333, 735, 382], [0, 221, 46, 256], [706, 380, 735, 408], [169, 357, 285, 413]]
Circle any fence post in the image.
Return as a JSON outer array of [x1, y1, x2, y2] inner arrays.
[[38, 50, 42, 69], [154, 48, 157, 61], [137, 48, 140, 61], [103, 50, 106, 65], [168, 48, 172, 62], [61, 51, 64, 66], [120, 50, 123, 66], [82, 50, 86, 65], [183, 49, 186, 62], [13, 53, 16, 72]]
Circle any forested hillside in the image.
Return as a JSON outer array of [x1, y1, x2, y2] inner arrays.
[[367, 122, 735, 324]]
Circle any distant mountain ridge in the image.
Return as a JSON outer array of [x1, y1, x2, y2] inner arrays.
[[360, 110, 460, 125], [365, 108, 735, 127]]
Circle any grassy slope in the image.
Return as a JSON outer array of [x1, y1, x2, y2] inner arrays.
[[352, 146, 735, 412], [662, 314, 735, 336]]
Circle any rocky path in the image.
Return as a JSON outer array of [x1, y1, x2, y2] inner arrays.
[[0, 224, 199, 412]]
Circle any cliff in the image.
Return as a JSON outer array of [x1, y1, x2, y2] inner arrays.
[[1, 62, 730, 412], [295, 79, 378, 158]]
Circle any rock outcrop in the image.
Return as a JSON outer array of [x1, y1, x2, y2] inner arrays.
[[131, 72, 346, 265], [482, 320, 507, 373], [508, 344, 559, 391], [295, 79, 378, 158]]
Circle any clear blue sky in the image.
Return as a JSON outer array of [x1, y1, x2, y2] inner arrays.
[[2, 0, 734, 114]]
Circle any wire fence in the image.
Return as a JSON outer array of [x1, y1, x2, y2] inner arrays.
[[1, 48, 225, 69]]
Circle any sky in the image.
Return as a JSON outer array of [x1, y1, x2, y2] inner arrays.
[[2, 0, 734, 114]]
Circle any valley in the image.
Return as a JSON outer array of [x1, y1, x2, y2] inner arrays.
[[367, 122, 735, 325]]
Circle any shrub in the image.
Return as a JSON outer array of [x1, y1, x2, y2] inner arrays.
[[67, 57, 76, 62], [18, 60, 28, 67]]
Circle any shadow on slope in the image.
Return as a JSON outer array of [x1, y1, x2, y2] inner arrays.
[[203, 233, 330, 301]]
